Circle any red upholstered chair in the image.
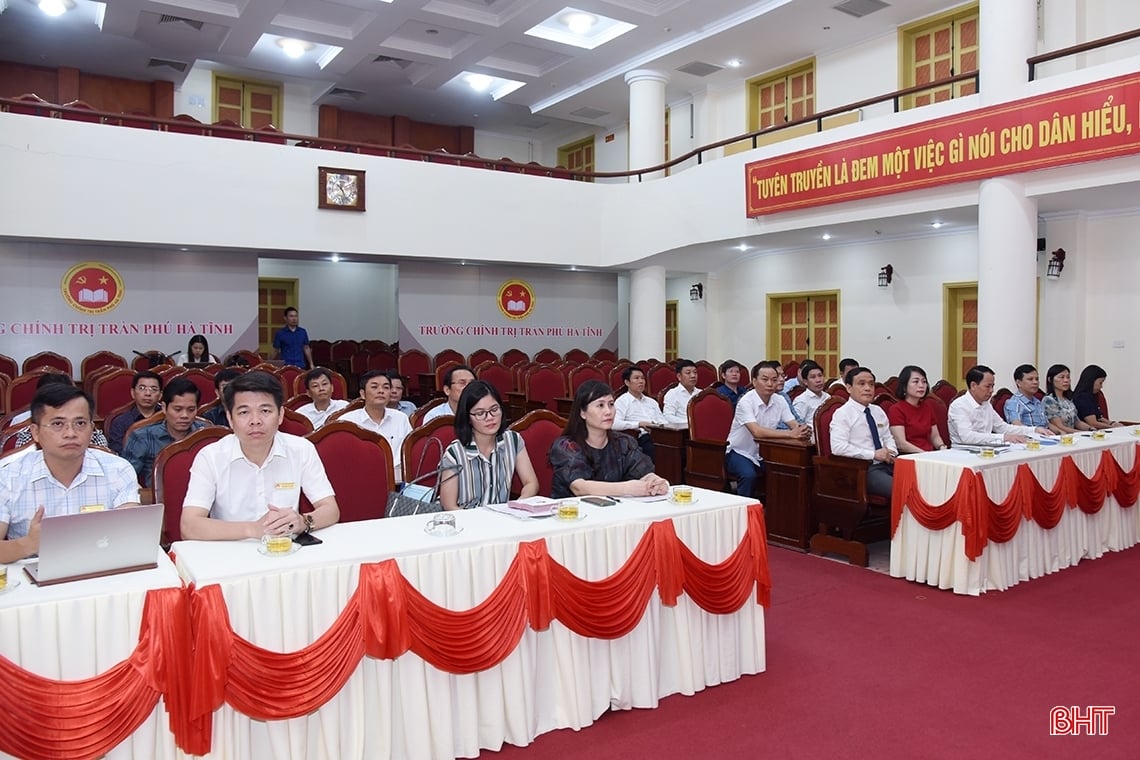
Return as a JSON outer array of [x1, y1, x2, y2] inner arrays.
[[6, 371, 50, 415], [809, 396, 890, 567], [567, 364, 605, 396], [22, 351, 72, 377], [90, 368, 137, 419], [166, 113, 207, 135], [233, 350, 262, 367], [304, 422, 395, 522], [410, 397, 448, 428], [367, 351, 398, 373], [433, 349, 464, 368], [592, 348, 617, 362], [1096, 391, 1109, 420], [685, 388, 733, 492], [350, 350, 371, 381], [830, 384, 850, 401], [276, 365, 304, 398], [534, 348, 561, 364], [61, 100, 103, 123], [563, 348, 589, 363], [327, 398, 364, 423], [210, 119, 247, 139], [154, 426, 232, 544], [400, 417, 457, 488], [310, 340, 333, 367], [330, 340, 358, 376], [524, 365, 567, 413], [695, 360, 717, 389], [873, 392, 896, 415], [608, 362, 633, 392], [789, 384, 807, 400], [132, 351, 169, 371], [0, 355, 17, 381], [361, 340, 388, 353], [285, 393, 313, 411], [990, 387, 1013, 417], [180, 368, 218, 406], [476, 361, 514, 399], [398, 349, 432, 402], [280, 408, 315, 436], [468, 349, 497, 369], [0, 374, 9, 416], [508, 409, 567, 497], [783, 361, 801, 382], [931, 380, 958, 407], [2, 93, 55, 116], [646, 364, 676, 396], [434, 360, 461, 396], [501, 348, 529, 367], [293, 368, 348, 399], [80, 351, 127, 384], [655, 381, 678, 408], [1, 423, 32, 454], [253, 124, 287, 144]]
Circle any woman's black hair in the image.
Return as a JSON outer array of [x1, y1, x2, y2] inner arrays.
[[895, 365, 928, 400], [562, 380, 616, 455], [1045, 364, 1071, 398], [1073, 364, 1107, 396], [186, 334, 210, 361]]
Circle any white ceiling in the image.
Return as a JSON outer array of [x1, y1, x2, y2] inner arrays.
[[0, 0, 957, 142]]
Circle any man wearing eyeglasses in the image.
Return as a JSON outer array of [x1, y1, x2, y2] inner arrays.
[[0, 384, 139, 562]]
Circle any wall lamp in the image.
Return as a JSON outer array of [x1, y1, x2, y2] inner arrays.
[[689, 283, 704, 301], [1047, 248, 1066, 280], [878, 264, 894, 288]]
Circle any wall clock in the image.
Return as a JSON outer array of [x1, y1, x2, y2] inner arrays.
[[318, 167, 365, 211]]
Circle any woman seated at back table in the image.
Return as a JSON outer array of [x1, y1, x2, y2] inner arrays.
[[1043, 364, 1094, 434], [1072, 364, 1123, 430], [548, 380, 671, 499], [439, 381, 539, 510], [887, 365, 947, 453]]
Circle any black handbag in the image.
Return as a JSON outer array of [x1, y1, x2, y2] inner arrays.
[[385, 436, 448, 517]]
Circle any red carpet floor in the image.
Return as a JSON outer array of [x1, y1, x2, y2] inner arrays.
[[486, 546, 1140, 759]]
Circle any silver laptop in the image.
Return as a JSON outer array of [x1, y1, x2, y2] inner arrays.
[[24, 504, 164, 586]]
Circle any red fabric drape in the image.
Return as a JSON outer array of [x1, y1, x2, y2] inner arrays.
[[0, 585, 195, 760], [190, 504, 770, 728], [891, 445, 1140, 559], [3, 505, 770, 757]]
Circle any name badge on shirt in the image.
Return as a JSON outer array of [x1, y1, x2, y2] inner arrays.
[[275, 482, 296, 490], [80, 504, 105, 513]]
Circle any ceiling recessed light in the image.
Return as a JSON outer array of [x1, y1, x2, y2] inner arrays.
[[38, 0, 74, 16], [931, 221, 944, 229], [562, 11, 597, 34], [821, 233, 832, 241], [735, 243, 749, 251], [727, 59, 743, 68], [276, 38, 313, 59], [330, 253, 341, 262], [465, 74, 492, 92]]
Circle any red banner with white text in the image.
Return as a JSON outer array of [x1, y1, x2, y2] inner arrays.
[[745, 71, 1140, 216]]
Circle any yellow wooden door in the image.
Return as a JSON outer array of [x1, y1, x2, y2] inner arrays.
[[258, 278, 298, 357], [558, 137, 595, 181], [214, 76, 282, 129], [665, 300, 678, 362], [905, 7, 979, 109], [943, 283, 978, 383], [768, 291, 839, 378]]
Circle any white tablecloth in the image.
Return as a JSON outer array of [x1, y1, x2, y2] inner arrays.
[[890, 431, 1140, 594], [0, 550, 185, 760], [172, 489, 766, 760]]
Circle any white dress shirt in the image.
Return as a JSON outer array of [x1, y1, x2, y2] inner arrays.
[[793, 390, 830, 434], [296, 399, 349, 429], [662, 385, 700, 424], [830, 398, 897, 459], [727, 389, 796, 465], [421, 402, 457, 425], [340, 407, 412, 480], [613, 392, 665, 434], [183, 432, 335, 523], [948, 392, 1016, 446]]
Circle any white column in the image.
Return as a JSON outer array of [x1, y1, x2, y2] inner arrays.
[[975, 0, 1038, 384], [977, 178, 1037, 385], [691, 86, 723, 163], [624, 69, 669, 181], [630, 266, 666, 361]]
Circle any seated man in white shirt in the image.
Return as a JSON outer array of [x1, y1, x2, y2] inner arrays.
[[386, 371, 417, 416], [726, 361, 811, 497], [422, 365, 476, 425], [339, 370, 412, 481], [661, 359, 701, 424], [792, 359, 830, 437], [830, 367, 898, 498], [948, 365, 1031, 446], [828, 357, 859, 390], [0, 384, 140, 562], [296, 368, 349, 429], [613, 366, 666, 460], [181, 371, 339, 541]]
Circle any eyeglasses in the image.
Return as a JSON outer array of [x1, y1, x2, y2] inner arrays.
[[39, 419, 92, 433], [470, 405, 502, 420]]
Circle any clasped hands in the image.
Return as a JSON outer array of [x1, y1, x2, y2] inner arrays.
[[256, 505, 301, 537], [636, 472, 671, 497]]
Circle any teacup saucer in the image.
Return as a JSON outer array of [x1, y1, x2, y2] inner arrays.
[[258, 542, 300, 557], [0, 576, 22, 595]]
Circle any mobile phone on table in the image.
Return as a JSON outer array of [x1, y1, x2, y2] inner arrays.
[[581, 496, 617, 507], [293, 532, 324, 547]]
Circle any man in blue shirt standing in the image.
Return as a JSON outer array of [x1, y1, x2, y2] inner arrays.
[[272, 306, 312, 368]]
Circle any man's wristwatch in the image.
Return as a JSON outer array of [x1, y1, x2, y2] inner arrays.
[[302, 513, 315, 534]]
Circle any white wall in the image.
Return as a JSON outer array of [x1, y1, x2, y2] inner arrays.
[[666, 276, 708, 361], [473, 131, 538, 164], [257, 258, 399, 342]]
